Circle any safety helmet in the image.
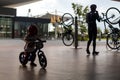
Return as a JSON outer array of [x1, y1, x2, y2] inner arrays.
[[27, 24, 38, 35], [90, 4, 97, 11], [90, 4, 97, 9]]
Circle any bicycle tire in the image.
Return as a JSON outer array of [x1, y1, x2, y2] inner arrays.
[[106, 7, 120, 24], [19, 52, 28, 65], [38, 51, 47, 69], [106, 33, 120, 49], [62, 13, 74, 26], [62, 33, 74, 46]]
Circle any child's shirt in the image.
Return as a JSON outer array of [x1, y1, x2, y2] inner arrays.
[[24, 34, 38, 52]]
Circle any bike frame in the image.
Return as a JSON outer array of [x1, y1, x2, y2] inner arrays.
[[61, 13, 74, 46], [101, 12, 120, 49], [101, 13, 118, 34]]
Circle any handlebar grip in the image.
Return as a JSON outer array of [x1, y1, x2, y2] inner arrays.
[[34, 39, 46, 43], [41, 40, 46, 43]]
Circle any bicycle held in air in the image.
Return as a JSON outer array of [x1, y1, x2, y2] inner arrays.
[[19, 39, 47, 68], [61, 13, 74, 46], [101, 7, 120, 49]]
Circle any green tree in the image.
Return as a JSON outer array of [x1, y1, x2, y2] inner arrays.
[[72, 3, 89, 40], [104, 28, 109, 34], [102, 28, 109, 38], [97, 27, 102, 41], [97, 27, 102, 34]]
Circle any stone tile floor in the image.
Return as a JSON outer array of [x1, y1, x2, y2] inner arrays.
[[0, 39, 120, 80]]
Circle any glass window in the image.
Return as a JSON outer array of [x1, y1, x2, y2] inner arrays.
[[0, 17, 12, 38], [14, 21, 48, 38]]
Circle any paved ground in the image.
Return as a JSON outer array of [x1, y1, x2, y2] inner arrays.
[[0, 39, 120, 80]]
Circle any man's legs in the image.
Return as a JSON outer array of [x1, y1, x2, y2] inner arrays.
[[93, 32, 99, 55], [86, 31, 92, 54], [93, 35, 96, 52]]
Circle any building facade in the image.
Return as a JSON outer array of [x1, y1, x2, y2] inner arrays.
[[0, 7, 50, 38]]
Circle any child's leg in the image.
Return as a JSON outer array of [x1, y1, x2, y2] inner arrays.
[[30, 51, 37, 66], [31, 52, 36, 63], [24, 51, 28, 57]]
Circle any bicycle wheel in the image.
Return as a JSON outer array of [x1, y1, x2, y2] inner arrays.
[[106, 33, 120, 49], [106, 7, 120, 24], [62, 33, 74, 46], [19, 52, 28, 65], [62, 13, 74, 26], [38, 51, 47, 69]]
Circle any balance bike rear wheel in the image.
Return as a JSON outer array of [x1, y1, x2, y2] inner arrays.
[[19, 52, 28, 66]]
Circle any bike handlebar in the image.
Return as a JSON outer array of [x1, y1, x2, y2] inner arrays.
[[41, 40, 46, 43], [35, 39, 46, 43], [101, 13, 115, 22]]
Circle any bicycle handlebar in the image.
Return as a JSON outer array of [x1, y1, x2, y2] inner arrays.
[[35, 39, 46, 43], [101, 13, 115, 22]]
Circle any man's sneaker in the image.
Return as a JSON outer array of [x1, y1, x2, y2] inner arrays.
[[92, 51, 99, 55], [86, 50, 90, 55], [30, 63, 37, 67]]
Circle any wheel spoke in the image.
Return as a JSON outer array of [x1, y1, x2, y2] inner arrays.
[[38, 51, 47, 68], [107, 33, 120, 49], [106, 7, 120, 24], [62, 34, 74, 46]]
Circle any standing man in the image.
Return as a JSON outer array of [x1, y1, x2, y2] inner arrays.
[[86, 4, 101, 55]]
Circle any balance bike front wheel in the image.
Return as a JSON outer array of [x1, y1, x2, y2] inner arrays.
[[38, 51, 47, 68]]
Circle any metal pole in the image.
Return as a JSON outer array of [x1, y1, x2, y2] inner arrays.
[[12, 17, 15, 39], [75, 16, 78, 49], [55, 9, 58, 39]]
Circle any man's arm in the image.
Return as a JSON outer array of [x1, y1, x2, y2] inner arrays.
[[96, 11, 101, 22], [86, 13, 89, 23]]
